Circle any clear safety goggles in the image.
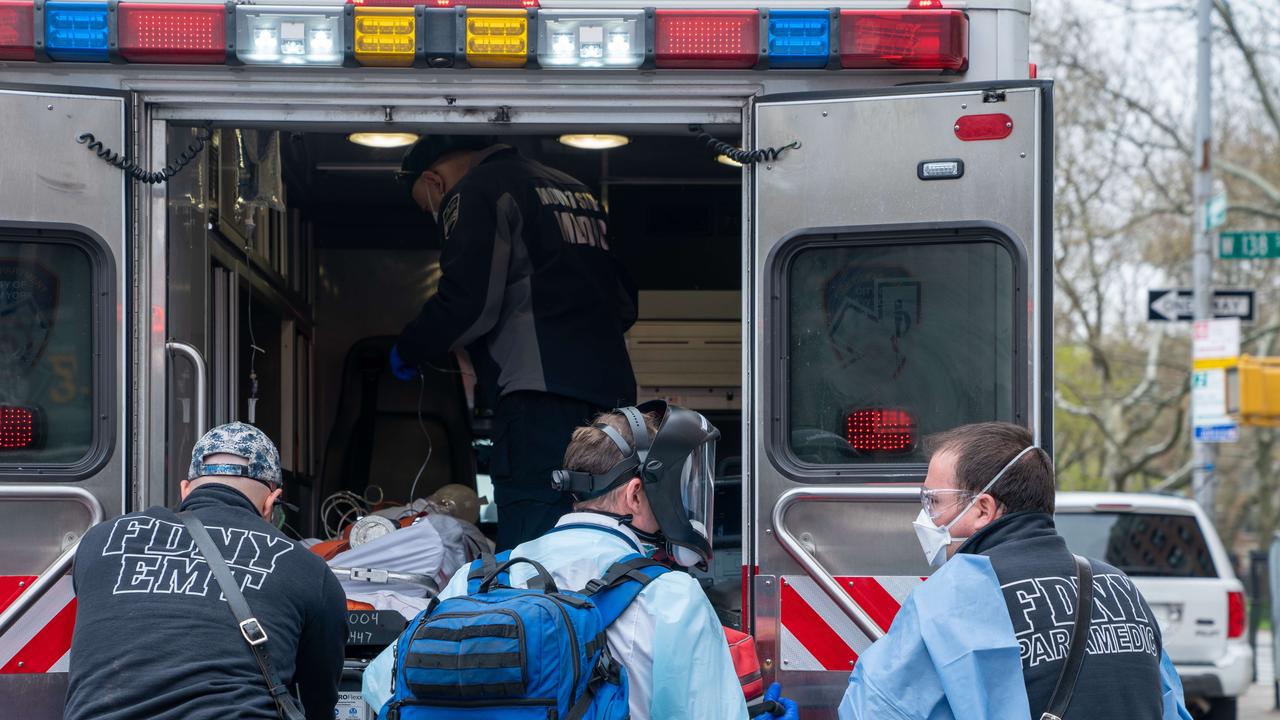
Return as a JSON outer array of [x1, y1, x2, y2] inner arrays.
[[920, 488, 974, 521]]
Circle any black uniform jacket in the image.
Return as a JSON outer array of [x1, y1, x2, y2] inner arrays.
[[64, 484, 347, 720], [397, 146, 638, 410]]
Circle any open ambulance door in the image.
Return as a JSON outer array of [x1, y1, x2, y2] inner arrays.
[[0, 86, 129, 714], [747, 80, 1053, 715]]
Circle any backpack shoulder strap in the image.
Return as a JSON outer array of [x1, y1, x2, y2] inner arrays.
[[585, 554, 671, 627], [465, 550, 511, 594]]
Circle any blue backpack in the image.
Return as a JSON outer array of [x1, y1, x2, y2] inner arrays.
[[380, 549, 669, 720]]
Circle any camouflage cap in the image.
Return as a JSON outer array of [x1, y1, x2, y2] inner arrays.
[[187, 422, 282, 487]]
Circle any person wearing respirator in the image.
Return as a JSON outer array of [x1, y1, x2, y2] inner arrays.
[[364, 402, 798, 719], [839, 422, 1192, 720]]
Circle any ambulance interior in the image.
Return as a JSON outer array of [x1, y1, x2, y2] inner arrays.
[[162, 124, 748, 622]]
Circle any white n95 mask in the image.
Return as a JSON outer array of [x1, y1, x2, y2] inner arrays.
[[912, 445, 1044, 568]]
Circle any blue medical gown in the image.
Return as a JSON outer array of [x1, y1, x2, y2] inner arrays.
[[837, 555, 1192, 720]]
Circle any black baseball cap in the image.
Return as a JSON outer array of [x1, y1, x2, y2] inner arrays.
[[396, 135, 497, 191]]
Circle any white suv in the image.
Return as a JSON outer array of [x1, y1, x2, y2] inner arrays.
[[1055, 492, 1252, 720]]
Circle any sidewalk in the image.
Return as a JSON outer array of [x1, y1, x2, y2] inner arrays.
[[1242, 630, 1275, 718]]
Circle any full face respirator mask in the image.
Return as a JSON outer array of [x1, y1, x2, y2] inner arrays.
[[551, 401, 720, 570]]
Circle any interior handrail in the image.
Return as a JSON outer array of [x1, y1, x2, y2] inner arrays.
[[770, 485, 921, 642]]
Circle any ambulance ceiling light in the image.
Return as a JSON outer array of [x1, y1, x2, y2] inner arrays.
[[0, 0, 35, 61], [43, 0, 110, 62], [236, 6, 345, 66], [348, 132, 420, 148], [537, 10, 644, 69], [558, 133, 629, 150], [118, 3, 227, 64], [716, 154, 743, 168]]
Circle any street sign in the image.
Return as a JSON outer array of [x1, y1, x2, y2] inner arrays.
[[1192, 368, 1239, 444], [1205, 192, 1228, 231], [1219, 230, 1280, 259], [1193, 318, 1241, 361], [1147, 289, 1255, 322]]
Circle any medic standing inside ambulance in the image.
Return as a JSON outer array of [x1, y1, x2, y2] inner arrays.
[[390, 136, 638, 550]]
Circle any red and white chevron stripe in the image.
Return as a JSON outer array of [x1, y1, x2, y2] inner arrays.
[[0, 575, 76, 674], [779, 575, 924, 672]]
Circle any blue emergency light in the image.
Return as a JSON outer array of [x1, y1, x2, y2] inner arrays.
[[766, 10, 830, 69], [44, 1, 110, 62]]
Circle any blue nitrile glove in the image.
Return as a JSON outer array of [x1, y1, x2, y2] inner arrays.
[[752, 682, 799, 720], [389, 344, 417, 381]]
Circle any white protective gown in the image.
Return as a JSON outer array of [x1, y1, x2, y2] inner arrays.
[[363, 512, 748, 720]]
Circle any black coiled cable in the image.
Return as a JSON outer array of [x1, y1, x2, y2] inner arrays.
[[691, 125, 800, 165], [76, 125, 212, 185]]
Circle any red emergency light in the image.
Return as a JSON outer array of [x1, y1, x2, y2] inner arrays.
[[117, 3, 228, 64], [839, 9, 967, 72], [0, 0, 34, 61], [655, 10, 759, 70], [845, 408, 916, 453], [0, 406, 37, 450]]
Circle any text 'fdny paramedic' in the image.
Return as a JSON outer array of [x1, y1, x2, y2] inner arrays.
[[364, 402, 796, 720], [63, 422, 347, 720], [390, 135, 638, 550], [839, 422, 1191, 720]]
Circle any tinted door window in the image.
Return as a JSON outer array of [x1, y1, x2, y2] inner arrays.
[[1056, 512, 1217, 578]]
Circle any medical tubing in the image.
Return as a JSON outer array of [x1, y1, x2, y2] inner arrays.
[[690, 126, 799, 165], [76, 125, 212, 185]]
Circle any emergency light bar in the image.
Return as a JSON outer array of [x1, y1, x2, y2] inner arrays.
[[235, 6, 345, 66], [7, 3, 969, 72], [118, 2, 227, 63], [536, 10, 645, 69], [0, 0, 34, 60]]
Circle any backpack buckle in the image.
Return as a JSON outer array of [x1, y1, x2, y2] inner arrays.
[[239, 617, 269, 646], [584, 578, 607, 594]]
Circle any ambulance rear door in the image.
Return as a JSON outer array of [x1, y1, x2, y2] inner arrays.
[[748, 80, 1053, 714], [0, 86, 129, 715]]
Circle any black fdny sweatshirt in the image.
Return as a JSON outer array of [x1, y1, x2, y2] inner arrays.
[[396, 146, 638, 410], [64, 484, 347, 720], [958, 512, 1168, 719]]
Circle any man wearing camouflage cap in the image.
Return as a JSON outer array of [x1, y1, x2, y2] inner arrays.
[[65, 422, 347, 720]]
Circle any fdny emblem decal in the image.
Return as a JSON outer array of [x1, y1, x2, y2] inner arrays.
[[0, 261, 58, 369], [442, 194, 461, 241]]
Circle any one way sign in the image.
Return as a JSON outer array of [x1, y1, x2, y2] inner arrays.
[[1147, 289, 1255, 322]]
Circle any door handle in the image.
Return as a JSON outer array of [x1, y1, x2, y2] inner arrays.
[[771, 486, 921, 642], [0, 486, 105, 639], [166, 341, 209, 437]]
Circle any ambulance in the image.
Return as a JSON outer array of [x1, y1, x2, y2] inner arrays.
[[0, 0, 1051, 714]]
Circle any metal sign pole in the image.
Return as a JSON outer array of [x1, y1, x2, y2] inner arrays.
[[1191, 0, 1216, 513]]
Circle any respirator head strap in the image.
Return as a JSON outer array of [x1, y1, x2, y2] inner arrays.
[[550, 421, 642, 499]]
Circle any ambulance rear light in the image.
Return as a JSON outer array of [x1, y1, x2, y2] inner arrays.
[[838, 9, 967, 72], [0, 406, 38, 450], [954, 113, 1012, 141], [654, 9, 758, 70], [536, 10, 645, 69], [0, 0, 35, 60], [465, 8, 529, 68], [42, 0, 110, 62], [353, 5, 415, 67], [766, 10, 831, 69], [235, 6, 344, 66], [845, 408, 916, 453], [117, 3, 227, 64], [350, 0, 537, 7]]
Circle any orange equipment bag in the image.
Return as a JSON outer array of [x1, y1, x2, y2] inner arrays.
[[724, 627, 765, 701]]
